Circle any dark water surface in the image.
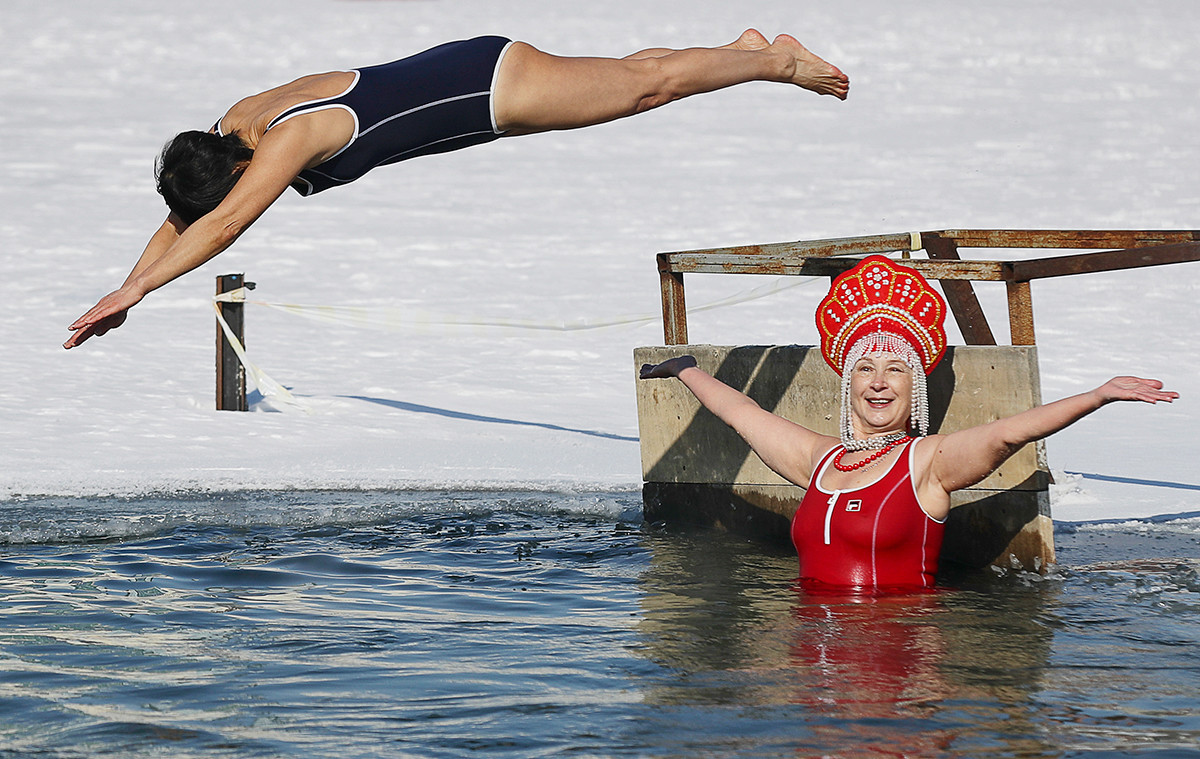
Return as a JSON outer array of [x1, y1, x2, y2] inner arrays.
[[1, 491, 1198, 757]]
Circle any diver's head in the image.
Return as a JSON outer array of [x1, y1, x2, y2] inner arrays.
[[155, 130, 253, 224]]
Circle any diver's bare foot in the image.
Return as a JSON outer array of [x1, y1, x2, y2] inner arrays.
[[771, 33, 849, 100], [722, 28, 770, 52]]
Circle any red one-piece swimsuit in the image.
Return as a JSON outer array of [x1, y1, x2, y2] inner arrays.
[[791, 439, 945, 590]]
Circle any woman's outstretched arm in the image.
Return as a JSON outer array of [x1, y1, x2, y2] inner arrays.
[[62, 213, 187, 348], [922, 376, 1178, 496], [640, 355, 836, 487], [64, 121, 317, 348]]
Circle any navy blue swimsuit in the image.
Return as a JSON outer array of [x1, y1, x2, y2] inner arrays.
[[231, 36, 514, 196]]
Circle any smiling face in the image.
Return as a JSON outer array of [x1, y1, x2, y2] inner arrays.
[[847, 352, 914, 439]]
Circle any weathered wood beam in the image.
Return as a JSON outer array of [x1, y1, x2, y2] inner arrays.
[[935, 229, 1199, 249], [1005, 241, 1200, 282], [657, 253, 688, 345], [923, 234, 997, 346], [658, 254, 1007, 281]]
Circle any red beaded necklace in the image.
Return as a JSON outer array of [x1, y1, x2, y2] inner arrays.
[[832, 436, 906, 472]]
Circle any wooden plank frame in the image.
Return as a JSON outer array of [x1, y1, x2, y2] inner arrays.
[[656, 229, 1200, 346]]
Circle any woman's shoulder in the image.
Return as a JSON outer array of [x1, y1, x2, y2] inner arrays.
[[908, 434, 945, 472], [808, 435, 842, 468]]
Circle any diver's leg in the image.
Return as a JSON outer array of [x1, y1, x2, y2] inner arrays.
[[621, 28, 771, 60], [493, 30, 848, 136]]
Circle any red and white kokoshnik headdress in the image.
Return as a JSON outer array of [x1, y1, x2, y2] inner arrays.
[[815, 255, 948, 448]]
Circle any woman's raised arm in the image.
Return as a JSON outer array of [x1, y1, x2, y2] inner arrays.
[[640, 356, 836, 487], [923, 376, 1178, 496]]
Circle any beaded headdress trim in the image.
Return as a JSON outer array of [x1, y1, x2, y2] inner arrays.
[[814, 256, 948, 448], [838, 333, 931, 447]]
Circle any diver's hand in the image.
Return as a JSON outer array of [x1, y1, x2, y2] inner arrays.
[[64, 286, 142, 349]]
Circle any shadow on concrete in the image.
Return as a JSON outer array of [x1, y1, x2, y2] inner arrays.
[[643, 345, 799, 484]]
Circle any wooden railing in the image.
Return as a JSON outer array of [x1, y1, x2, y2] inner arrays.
[[656, 229, 1200, 346]]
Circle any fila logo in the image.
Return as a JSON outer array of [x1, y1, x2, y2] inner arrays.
[[846, 500, 862, 512]]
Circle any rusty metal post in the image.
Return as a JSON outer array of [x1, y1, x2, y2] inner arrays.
[[216, 273, 247, 411], [657, 254, 688, 345], [1005, 280, 1037, 346], [924, 234, 997, 345]]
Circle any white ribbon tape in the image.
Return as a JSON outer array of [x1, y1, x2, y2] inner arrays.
[[227, 276, 820, 336], [213, 300, 309, 413], [210, 275, 821, 410]]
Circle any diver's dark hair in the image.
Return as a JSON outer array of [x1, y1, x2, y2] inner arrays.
[[155, 131, 254, 225]]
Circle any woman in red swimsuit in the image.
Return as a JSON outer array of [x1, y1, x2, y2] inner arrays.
[[640, 255, 1177, 590]]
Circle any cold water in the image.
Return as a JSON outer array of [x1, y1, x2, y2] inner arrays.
[[1, 491, 1199, 758]]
